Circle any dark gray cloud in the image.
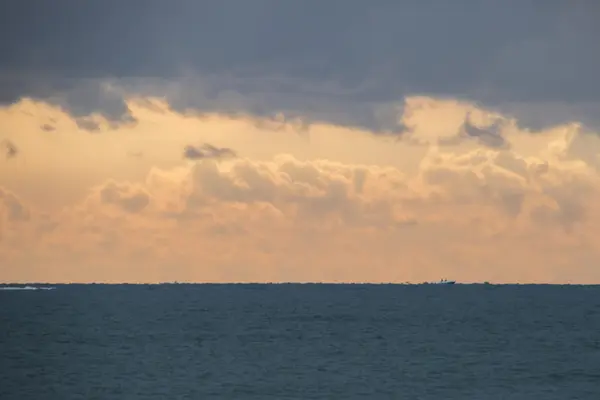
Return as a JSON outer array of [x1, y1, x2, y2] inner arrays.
[[183, 143, 237, 161], [40, 124, 55, 132], [99, 181, 150, 213], [1, 1, 598, 131], [0, 187, 29, 221], [1, 139, 18, 159], [461, 115, 508, 149], [438, 114, 508, 149]]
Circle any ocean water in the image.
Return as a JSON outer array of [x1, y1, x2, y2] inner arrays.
[[1, 284, 600, 399]]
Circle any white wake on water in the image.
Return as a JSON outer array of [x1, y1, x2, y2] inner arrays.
[[0, 286, 56, 291]]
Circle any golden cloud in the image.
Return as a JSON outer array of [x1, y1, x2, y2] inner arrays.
[[1, 96, 599, 283]]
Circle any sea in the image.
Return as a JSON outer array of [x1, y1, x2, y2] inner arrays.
[[1, 284, 599, 399]]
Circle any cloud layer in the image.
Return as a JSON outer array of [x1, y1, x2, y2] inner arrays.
[[1, 3, 598, 283], [1, 2, 599, 131], [1, 95, 600, 283]]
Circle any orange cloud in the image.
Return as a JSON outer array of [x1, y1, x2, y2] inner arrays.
[[1, 96, 600, 283]]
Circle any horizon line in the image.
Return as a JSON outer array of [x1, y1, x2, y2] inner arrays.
[[1, 282, 598, 286]]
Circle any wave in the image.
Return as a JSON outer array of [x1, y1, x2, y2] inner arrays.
[[0, 286, 56, 291]]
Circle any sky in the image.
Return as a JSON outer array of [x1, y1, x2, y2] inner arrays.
[[1, 1, 600, 283]]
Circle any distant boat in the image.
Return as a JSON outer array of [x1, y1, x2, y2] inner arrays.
[[434, 279, 456, 285], [419, 279, 456, 285]]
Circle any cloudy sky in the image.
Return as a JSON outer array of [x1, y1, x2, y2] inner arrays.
[[1, 1, 600, 283]]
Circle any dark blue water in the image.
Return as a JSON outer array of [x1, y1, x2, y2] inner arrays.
[[2, 284, 600, 399]]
